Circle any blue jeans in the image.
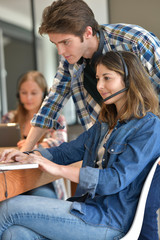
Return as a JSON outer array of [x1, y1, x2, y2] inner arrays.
[[0, 195, 125, 240], [138, 165, 160, 240], [24, 183, 57, 199]]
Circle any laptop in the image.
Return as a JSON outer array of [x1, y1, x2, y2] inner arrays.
[[0, 123, 38, 170], [0, 123, 21, 147], [0, 161, 39, 171]]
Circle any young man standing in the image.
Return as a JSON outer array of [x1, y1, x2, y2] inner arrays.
[[21, 0, 160, 151]]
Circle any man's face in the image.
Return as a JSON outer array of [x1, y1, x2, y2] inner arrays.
[[48, 33, 88, 64]]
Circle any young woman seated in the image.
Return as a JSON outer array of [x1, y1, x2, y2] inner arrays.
[[0, 51, 160, 240]]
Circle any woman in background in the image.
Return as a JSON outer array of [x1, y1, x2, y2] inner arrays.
[[2, 71, 67, 149], [2, 71, 68, 199]]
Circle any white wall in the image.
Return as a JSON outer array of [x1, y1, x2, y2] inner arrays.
[[0, 2, 32, 30], [86, 0, 109, 24], [109, 0, 160, 39]]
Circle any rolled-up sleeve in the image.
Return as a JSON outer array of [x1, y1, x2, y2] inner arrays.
[[79, 166, 99, 198]]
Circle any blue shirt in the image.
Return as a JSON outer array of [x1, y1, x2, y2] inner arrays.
[[31, 24, 160, 131], [38, 112, 160, 233]]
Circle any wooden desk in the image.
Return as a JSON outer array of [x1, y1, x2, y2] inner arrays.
[[0, 162, 82, 202], [0, 147, 82, 202], [0, 167, 59, 202]]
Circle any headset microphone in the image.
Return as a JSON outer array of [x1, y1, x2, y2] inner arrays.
[[103, 51, 129, 102], [103, 87, 128, 102]]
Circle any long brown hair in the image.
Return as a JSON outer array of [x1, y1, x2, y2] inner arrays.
[[12, 71, 48, 137], [96, 51, 159, 128], [39, 0, 99, 41]]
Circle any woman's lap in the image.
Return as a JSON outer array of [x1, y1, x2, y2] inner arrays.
[[0, 195, 124, 240]]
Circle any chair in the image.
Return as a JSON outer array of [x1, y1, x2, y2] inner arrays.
[[120, 157, 160, 240]]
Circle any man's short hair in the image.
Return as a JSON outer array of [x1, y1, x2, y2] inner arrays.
[[39, 0, 99, 39]]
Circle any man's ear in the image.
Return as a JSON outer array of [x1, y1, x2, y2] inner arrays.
[[84, 26, 93, 39]]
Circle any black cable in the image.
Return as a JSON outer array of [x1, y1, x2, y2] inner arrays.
[[0, 170, 8, 198]]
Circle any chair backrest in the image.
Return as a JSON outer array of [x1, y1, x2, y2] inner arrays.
[[120, 157, 160, 240]]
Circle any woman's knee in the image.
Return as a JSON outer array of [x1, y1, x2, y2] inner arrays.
[[2, 225, 47, 240]]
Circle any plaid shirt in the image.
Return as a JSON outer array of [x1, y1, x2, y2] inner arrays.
[[2, 111, 67, 147], [31, 23, 160, 131]]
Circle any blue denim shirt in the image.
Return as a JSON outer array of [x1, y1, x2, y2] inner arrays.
[[39, 112, 160, 234]]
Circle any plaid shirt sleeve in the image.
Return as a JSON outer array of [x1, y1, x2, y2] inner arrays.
[[1, 111, 16, 123], [103, 24, 160, 97], [31, 57, 72, 130], [42, 114, 68, 147]]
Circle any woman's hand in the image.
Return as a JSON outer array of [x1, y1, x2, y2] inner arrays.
[[0, 148, 26, 163], [15, 153, 62, 176], [0, 148, 60, 176], [15, 152, 80, 182], [0, 149, 80, 183]]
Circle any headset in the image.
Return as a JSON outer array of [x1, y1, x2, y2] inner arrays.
[[103, 51, 129, 102], [116, 51, 129, 88], [90, 27, 105, 67]]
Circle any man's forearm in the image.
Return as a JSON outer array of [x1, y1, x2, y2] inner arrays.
[[20, 126, 47, 151]]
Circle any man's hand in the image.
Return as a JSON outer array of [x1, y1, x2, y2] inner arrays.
[[17, 139, 26, 149]]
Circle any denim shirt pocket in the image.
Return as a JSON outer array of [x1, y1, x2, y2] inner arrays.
[[103, 143, 126, 168], [108, 143, 127, 155]]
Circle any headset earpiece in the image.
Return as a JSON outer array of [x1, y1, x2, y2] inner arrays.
[[115, 51, 129, 88], [16, 92, 20, 100], [16, 72, 25, 101], [43, 88, 48, 99]]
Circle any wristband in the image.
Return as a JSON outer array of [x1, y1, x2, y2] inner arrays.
[[23, 151, 35, 155]]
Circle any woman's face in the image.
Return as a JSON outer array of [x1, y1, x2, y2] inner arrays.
[[96, 64, 127, 111], [19, 80, 43, 112]]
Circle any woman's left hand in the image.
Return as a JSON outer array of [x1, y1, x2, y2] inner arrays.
[[15, 152, 61, 176], [0, 148, 27, 162]]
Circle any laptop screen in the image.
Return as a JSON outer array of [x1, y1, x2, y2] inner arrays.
[[0, 123, 21, 147]]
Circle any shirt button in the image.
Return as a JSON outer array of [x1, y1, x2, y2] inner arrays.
[[73, 74, 76, 78], [111, 149, 114, 152], [102, 159, 105, 161]]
